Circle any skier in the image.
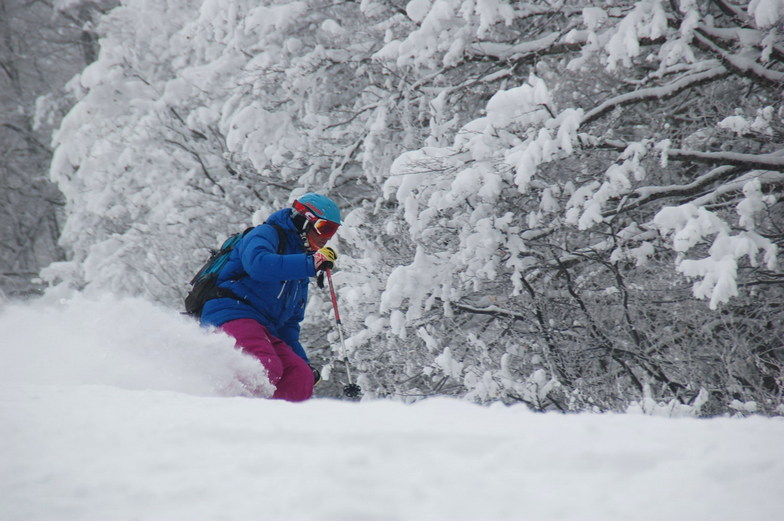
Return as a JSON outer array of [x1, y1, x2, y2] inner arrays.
[[200, 193, 340, 401]]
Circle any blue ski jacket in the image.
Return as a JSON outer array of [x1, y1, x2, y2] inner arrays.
[[200, 208, 316, 362]]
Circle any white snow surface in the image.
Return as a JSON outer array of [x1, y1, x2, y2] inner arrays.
[[2, 293, 783, 521]]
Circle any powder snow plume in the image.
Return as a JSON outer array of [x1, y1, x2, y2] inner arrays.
[[0, 291, 272, 397]]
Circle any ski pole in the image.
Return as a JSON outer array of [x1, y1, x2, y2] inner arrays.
[[325, 268, 361, 398]]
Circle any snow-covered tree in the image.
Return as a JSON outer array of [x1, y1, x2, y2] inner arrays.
[[46, 0, 783, 413], [366, 0, 783, 412]]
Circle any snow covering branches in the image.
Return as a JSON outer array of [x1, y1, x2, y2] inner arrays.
[[371, 0, 783, 408], [380, 0, 782, 309], [47, 0, 783, 412]]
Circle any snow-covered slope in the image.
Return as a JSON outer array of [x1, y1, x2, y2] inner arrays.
[[2, 294, 782, 521]]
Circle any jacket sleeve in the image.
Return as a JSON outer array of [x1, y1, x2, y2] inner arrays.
[[240, 226, 316, 281]]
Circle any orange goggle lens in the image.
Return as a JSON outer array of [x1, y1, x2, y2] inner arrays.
[[312, 218, 339, 237]]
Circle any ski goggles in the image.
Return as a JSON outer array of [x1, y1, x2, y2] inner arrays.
[[310, 218, 340, 238], [293, 200, 340, 237]]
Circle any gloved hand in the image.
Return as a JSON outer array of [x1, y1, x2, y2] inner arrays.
[[313, 246, 337, 273], [309, 364, 322, 386]]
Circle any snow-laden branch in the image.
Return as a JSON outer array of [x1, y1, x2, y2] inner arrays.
[[690, 170, 784, 206], [665, 147, 784, 171], [606, 165, 740, 216], [710, 0, 784, 62], [600, 139, 784, 171], [469, 32, 561, 60], [605, 168, 783, 222], [580, 65, 730, 127], [452, 301, 527, 321], [468, 32, 586, 63], [694, 30, 784, 86], [697, 25, 784, 63]]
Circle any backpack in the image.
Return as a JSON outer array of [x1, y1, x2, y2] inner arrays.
[[184, 223, 286, 318]]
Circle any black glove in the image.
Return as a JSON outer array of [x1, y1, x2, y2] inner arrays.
[[314, 247, 336, 289]]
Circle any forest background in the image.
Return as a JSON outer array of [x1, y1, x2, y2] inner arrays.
[[1, 0, 782, 415]]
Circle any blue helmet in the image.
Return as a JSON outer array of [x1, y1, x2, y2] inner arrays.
[[293, 193, 341, 224]]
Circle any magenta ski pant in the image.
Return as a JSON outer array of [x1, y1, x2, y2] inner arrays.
[[220, 318, 314, 402]]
